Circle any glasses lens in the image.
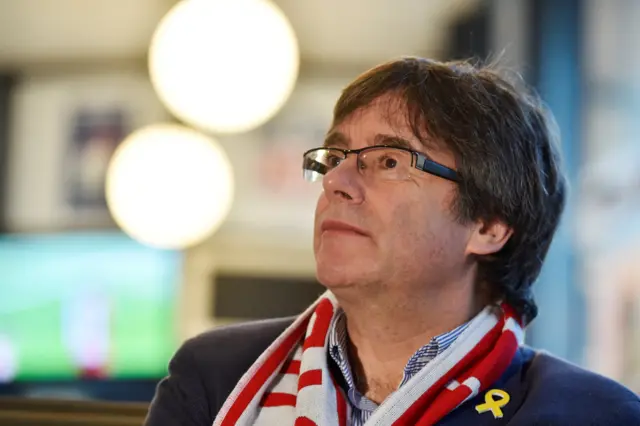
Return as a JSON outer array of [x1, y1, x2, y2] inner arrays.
[[303, 148, 344, 182], [359, 147, 413, 181]]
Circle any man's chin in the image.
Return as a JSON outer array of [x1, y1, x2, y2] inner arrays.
[[315, 264, 373, 291], [317, 276, 356, 291], [315, 249, 379, 287], [315, 264, 350, 286]]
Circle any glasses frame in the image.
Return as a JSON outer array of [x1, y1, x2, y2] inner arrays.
[[302, 145, 460, 183]]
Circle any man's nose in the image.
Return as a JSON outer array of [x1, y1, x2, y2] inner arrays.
[[322, 155, 365, 203]]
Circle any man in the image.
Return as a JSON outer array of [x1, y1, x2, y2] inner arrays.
[[145, 58, 640, 425]]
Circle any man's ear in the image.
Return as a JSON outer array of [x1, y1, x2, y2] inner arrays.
[[465, 219, 513, 256]]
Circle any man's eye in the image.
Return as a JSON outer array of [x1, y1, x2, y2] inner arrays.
[[381, 156, 398, 169], [375, 154, 401, 169], [326, 155, 342, 167]]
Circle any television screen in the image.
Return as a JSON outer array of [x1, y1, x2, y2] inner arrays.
[[0, 233, 181, 383]]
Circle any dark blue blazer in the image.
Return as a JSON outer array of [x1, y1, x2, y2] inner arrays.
[[145, 318, 640, 425]]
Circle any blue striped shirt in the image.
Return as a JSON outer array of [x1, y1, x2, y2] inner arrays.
[[327, 309, 470, 426]]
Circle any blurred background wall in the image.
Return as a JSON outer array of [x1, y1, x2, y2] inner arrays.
[[0, 0, 638, 406]]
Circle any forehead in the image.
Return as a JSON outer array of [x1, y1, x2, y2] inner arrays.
[[328, 97, 426, 152]]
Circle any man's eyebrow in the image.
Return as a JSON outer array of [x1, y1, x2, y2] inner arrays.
[[374, 134, 415, 151], [323, 132, 423, 152], [323, 131, 349, 148]]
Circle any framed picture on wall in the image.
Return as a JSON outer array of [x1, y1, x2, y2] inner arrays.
[[63, 108, 130, 211], [6, 70, 169, 232], [255, 78, 339, 198], [216, 76, 351, 240]]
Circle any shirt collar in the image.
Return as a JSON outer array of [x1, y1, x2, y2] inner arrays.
[[327, 308, 471, 398]]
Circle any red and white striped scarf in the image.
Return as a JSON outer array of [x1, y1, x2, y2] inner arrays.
[[212, 292, 524, 426]]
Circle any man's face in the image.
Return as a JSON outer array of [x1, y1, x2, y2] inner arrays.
[[313, 98, 474, 296]]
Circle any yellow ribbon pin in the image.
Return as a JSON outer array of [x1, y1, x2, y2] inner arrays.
[[475, 389, 510, 419]]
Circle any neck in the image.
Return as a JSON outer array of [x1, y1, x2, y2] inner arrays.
[[332, 275, 488, 403]]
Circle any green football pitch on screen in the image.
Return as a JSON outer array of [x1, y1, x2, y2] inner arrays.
[[0, 233, 181, 381]]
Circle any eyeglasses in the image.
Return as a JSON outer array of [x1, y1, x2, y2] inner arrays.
[[302, 145, 460, 183]]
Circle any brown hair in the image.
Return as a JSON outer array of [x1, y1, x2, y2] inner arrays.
[[332, 57, 567, 323]]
